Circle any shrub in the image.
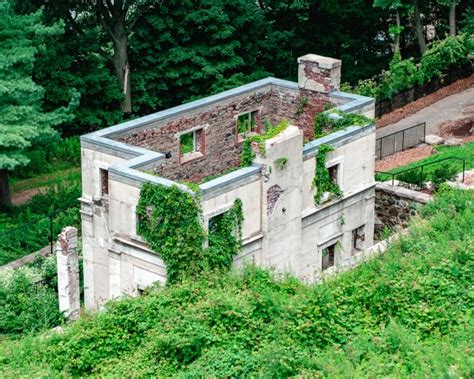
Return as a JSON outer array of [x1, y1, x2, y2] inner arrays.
[[396, 169, 428, 189], [0, 258, 64, 336], [431, 164, 458, 191]]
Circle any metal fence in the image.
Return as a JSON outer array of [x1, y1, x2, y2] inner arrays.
[[376, 122, 426, 160]]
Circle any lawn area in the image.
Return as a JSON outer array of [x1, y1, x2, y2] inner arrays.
[[1, 188, 472, 377], [376, 141, 474, 182]]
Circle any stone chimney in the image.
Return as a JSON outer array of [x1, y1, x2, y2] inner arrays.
[[297, 54, 341, 94]]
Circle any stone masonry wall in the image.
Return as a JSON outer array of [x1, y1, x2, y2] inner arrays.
[[375, 182, 432, 234], [116, 86, 331, 182], [116, 90, 274, 182], [270, 86, 330, 141]]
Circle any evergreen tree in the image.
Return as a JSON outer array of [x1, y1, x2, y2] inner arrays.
[[0, 1, 77, 206]]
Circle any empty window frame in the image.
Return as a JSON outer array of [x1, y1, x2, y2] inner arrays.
[[237, 110, 258, 136], [321, 243, 336, 271], [179, 129, 204, 158], [352, 225, 366, 252], [328, 164, 339, 186], [100, 168, 109, 196]]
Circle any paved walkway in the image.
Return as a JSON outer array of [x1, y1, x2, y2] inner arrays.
[[376, 86, 474, 139]]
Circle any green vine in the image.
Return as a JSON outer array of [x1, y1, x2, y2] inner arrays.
[[314, 109, 372, 139], [313, 144, 342, 204], [137, 183, 243, 283], [207, 199, 243, 271], [240, 119, 289, 167]]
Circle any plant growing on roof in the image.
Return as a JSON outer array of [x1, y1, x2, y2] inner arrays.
[[240, 119, 290, 167], [314, 110, 372, 139]]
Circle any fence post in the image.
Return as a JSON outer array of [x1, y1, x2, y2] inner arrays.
[[419, 166, 424, 189], [462, 159, 465, 182]]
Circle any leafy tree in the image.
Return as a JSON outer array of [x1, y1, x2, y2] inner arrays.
[[0, 2, 77, 206], [130, 0, 270, 113], [61, 0, 157, 114]]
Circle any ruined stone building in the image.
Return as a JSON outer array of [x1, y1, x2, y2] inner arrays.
[[80, 54, 376, 308]]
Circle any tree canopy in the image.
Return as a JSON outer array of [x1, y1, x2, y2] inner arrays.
[[0, 1, 77, 205]]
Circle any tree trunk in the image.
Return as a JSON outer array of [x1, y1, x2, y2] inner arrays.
[[0, 169, 12, 207], [414, 0, 426, 55], [111, 19, 132, 114], [394, 9, 401, 54], [449, 0, 456, 36]]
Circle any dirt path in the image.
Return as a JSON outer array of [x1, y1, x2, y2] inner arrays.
[[376, 85, 474, 139], [11, 186, 50, 206], [10, 167, 81, 206]]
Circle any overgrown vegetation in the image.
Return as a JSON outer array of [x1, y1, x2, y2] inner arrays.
[[313, 144, 342, 204], [240, 120, 290, 167], [0, 179, 81, 265], [341, 34, 473, 100], [1, 188, 472, 377], [313, 109, 372, 139], [136, 183, 243, 283], [0, 255, 63, 336]]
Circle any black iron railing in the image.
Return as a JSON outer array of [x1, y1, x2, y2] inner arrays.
[[376, 122, 426, 160], [376, 156, 466, 189]]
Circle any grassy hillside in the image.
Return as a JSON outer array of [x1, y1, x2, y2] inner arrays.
[[1, 188, 473, 377]]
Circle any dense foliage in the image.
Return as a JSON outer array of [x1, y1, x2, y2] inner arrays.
[[0, 2, 78, 206], [0, 188, 472, 376], [0, 178, 81, 265], [0, 255, 63, 335], [341, 33, 473, 100], [137, 183, 243, 283]]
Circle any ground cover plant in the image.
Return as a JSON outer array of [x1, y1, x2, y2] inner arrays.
[[0, 188, 472, 377]]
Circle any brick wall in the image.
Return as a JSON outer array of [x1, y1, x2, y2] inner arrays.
[[116, 86, 331, 182]]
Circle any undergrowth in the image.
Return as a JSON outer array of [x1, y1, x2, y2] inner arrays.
[[0, 188, 472, 377]]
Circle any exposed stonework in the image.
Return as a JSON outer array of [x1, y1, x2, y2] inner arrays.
[[375, 182, 432, 235], [56, 226, 80, 320], [116, 86, 330, 183], [298, 54, 342, 93], [267, 184, 283, 216]]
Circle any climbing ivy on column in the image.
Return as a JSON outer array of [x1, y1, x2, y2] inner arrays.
[[137, 183, 243, 283], [313, 144, 342, 204]]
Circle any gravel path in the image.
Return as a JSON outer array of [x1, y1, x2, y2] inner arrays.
[[376, 86, 474, 139]]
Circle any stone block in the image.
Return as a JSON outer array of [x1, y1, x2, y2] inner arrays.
[[444, 137, 462, 146], [425, 134, 444, 145]]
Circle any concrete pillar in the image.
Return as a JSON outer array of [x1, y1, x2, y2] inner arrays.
[[297, 54, 341, 93], [56, 226, 80, 320]]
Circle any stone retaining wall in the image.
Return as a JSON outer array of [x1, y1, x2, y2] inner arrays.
[[375, 182, 432, 234]]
